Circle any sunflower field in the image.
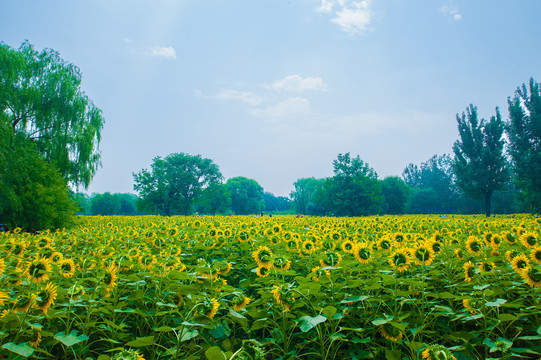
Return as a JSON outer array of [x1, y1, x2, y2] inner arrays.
[[1, 214, 540, 360]]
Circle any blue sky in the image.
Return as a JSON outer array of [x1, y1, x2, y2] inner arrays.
[[2, 0, 541, 197]]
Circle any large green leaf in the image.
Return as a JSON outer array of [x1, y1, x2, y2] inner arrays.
[[298, 315, 327, 332], [2, 342, 35, 358], [125, 336, 154, 347], [54, 330, 89, 347]]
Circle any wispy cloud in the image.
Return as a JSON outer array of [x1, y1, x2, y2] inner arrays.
[[194, 89, 265, 106], [148, 46, 177, 59], [249, 97, 312, 118], [268, 75, 328, 92], [440, 1, 462, 21], [318, 0, 373, 35]]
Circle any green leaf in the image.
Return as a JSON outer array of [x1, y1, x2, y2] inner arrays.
[[54, 330, 89, 347], [498, 313, 517, 322], [485, 298, 507, 307], [180, 329, 199, 342], [205, 346, 226, 360], [385, 349, 402, 360], [125, 336, 154, 347], [154, 326, 174, 332], [2, 342, 35, 358], [371, 318, 389, 326], [322, 306, 338, 319], [298, 315, 327, 332]]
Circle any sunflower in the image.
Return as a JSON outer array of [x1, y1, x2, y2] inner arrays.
[[319, 251, 342, 268], [198, 297, 220, 318], [505, 250, 521, 262], [414, 243, 435, 266], [462, 299, 478, 314], [530, 247, 541, 265], [520, 232, 538, 249], [491, 234, 503, 249], [58, 258, 76, 278], [215, 261, 233, 275], [353, 243, 372, 264], [511, 253, 530, 274], [237, 231, 250, 242], [34, 282, 58, 314], [465, 236, 483, 255], [10, 242, 26, 256], [271, 284, 295, 312], [464, 261, 475, 282], [50, 251, 63, 264], [388, 248, 412, 273], [378, 323, 403, 341], [28, 329, 42, 349], [520, 266, 541, 288], [231, 293, 251, 312], [504, 231, 516, 244], [12, 294, 36, 313], [256, 266, 270, 277], [378, 238, 391, 251], [25, 256, 52, 284], [252, 246, 273, 268], [421, 345, 457, 360], [341, 239, 355, 254], [0, 291, 8, 306], [285, 239, 299, 252], [478, 261, 496, 273], [454, 248, 464, 260], [0, 258, 5, 277], [272, 256, 291, 271], [103, 264, 119, 287], [301, 239, 317, 255], [111, 349, 145, 360]]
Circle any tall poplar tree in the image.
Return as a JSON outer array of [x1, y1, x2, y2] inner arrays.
[[506, 78, 541, 211], [452, 105, 508, 217]]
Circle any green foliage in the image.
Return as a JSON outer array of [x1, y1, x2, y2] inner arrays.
[[290, 177, 326, 215], [226, 177, 264, 215], [381, 176, 410, 215], [133, 153, 223, 215], [262, 192, 292, 214], [403, 154, 460, 214], [91, 192, 122, 215], [0, 122, 76, 230], [453, 105, 508, 216], [506, 78, 541, 211], [195, 183, 231, 215], [0, 41, 104, 188], [318, 153, 383, 216]]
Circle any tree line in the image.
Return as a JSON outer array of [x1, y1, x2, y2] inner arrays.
[[1, 41, 540, 230]]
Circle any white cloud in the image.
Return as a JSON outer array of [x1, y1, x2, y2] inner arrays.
[[318, 0, 372, 35], [440, 1, 462, 21], [194, 89, 264, 106], [269, 74, 328, 92], [249, 97, 312, 118], [148, 46, 177, 59], [215, 90, 264, 106]]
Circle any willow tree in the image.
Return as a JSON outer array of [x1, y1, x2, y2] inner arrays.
[[452, 105, 508, 217], [0, 41, 104, 188]]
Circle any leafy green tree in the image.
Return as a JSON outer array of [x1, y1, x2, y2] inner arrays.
[[381, 176, 410, 215], [117, 193, 139, 215], [74, 193, 91, 215], [195, 183, 231, 215], [133, 153, 222, 216], [226, 177, 264, 215], [506, 78, 541, 211], [290, 177, 326, 215], [319, 153, 383, 216], [90, 192, 121, 216], [0, 122, 76, 230], [452, 105, 508, 217], [0, 41, 104, 188], [403, 154, 460, 214], [262, 192, 292, 214]]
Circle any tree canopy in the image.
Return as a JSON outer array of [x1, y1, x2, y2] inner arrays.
[[506, 78, 541, 211], [290, 177, 326, 215], [226, 177, 264, 215], [133, 153, 222, 216], [452, 105, 508, 216], [0, 122, 76, 230], [0, 41, 104, 188]]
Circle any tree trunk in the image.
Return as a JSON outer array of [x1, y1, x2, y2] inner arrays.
[[484, 191, 493, 217]]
